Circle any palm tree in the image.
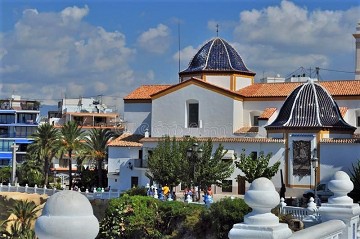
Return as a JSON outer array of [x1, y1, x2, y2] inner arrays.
[[85, 128, 115, 188], [60, 121, 85, 189], [1, 200, 40, 238], [28, 123, 60, 186]]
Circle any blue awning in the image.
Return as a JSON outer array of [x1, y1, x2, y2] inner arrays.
[[0, 152, 12, 159], [15, 139, 33, 144]]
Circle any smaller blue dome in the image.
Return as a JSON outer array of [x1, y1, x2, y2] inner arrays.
[[180, 38, 254, 75]]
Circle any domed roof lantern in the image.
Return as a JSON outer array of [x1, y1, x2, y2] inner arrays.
[[179, 37, 255, 76], [266, 79, 356, 131]]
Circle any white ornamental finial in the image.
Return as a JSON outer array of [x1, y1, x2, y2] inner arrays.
[[327, 171, 353, 205], [244, 177, 280, 226]]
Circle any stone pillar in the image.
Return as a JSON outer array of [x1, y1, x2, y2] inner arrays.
[[228, 177, 292, 239], [319, 171, 360, 239], [35, 190, 99, 239], [302, 197, 321, 228]]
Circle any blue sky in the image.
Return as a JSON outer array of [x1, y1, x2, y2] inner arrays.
[[1, 0, 360, 113]]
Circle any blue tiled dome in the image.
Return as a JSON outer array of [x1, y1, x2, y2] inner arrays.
[[266, 80, 355, 131], [180, 38, 255, 75]]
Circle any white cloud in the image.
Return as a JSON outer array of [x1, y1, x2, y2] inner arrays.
[[1, 5, 136, 109], [230, 0, 360, 79], [137, 24, 171, 54]]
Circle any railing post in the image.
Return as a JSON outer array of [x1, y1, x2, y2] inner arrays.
[[279, 197, 287, 214], [52, 187, 56, 195], [302, 197, 321, 228], [25, 184, 28, 193], [0, 183, 2, 192], [319, 171, 360, 239], [34, 184, 38, 194], [16, 183, 19, 192], [43, 185, 47, 195], [8, 183, 11, 192], [228, 177, 292, 239]]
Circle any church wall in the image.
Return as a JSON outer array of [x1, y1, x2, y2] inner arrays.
[[242, 101, 284, 126], [319, 143, 360, 183], [235, 76, 252, 90], [151, 84, 235, 137], [124, 102, 152, 135], [206, 75, 231, 90], [335, 99, 359, 127], [233, 100, 243, 133]]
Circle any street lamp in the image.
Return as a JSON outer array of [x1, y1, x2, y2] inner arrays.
[[187, 143, 203, 201], [10, 143, 19, 185], [311, 148, 319, 202]]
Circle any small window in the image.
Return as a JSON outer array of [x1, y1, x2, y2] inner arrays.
[[115, 179, 117, 182], [188, 103, 199, 128], [357, 116, 360, 127], [131, 177, 139, 188], [222, 180, 232, 192], [139, 150, 143, 159], [253, 116, 259, 126]]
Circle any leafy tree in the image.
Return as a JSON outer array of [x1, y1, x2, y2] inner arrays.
[[234, 149, 280, 183], [147, 136, 186, 189], [60, 121, 85, 189], [192, 140, 234, 200], [349, 159, 360, 202], [0, 167, 10, 184], [85, 128, 115, 188], [147, 137, 234, 200], [17, 159, 43, 187], [28, 123, 60, 185]]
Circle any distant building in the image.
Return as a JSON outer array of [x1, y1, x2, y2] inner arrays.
[[107, 22, 360, 196], [48, 97, 123, 178], [0, 95, 40, 172]]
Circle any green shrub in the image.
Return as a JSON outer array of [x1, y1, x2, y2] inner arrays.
[[200, 197, 251, 239], [98, 195, 249, 239], [122, 186, 147, 196]]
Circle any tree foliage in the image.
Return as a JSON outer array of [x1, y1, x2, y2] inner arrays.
[[234, 149, 280, 183], [60, 121, 85, 189], [147, 136, 234, 199], [28, 123, 60, 185], [147, 136, 186, 188], [349, 159, 360, 202], [0, 167, 10, 184], [85, 128, 115, 187]]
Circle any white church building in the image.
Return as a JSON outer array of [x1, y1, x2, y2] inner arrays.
[[107, 22, 360, 197]]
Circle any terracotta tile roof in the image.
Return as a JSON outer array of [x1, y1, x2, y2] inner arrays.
[[141, 136, 284, 143], [108, 133, 144, 147], [321, 138, 360, 144], [238, 82, 302, 97], [259, 107, 277, 119], [238, 80, 360, 98], [338, 107, 348, 118], [124, 85, 172, 100], [234, 127, 259, 134]]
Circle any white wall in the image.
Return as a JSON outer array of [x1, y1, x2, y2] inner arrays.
[[319, 143, 360, 183], [206, 75, 231, 90], [243, 100, 284, 126], [151, 84, 235, 137], [124, 102, 152, 135], [235, 76, 252, 90]]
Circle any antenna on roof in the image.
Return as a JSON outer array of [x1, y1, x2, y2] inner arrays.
[[178, 21, 181, 83], [315, 67, 320, 81], [216, 24, 219, 37]]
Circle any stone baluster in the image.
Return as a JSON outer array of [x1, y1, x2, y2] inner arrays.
[[34, 184, 38, 194], [279, 197, 287, 214], [302, 197, 321, 228], [25, 184, 28, 193], [0, 182, 2, 192], [228, 177, 292, 239], [35, 190, 99, 239], [7, 183, 11, 192], [43, 185, 47, 194], [319, 171, 360, 239]]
